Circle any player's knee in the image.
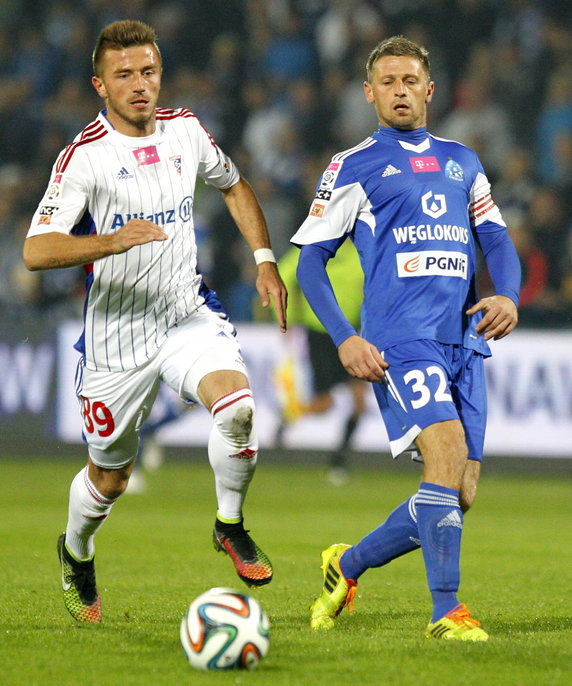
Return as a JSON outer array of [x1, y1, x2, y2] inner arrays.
[[211, 389, 256, 449], [102, 477, 129, 500], [89, 465, 132, 500], [88, 440, 137, 499]]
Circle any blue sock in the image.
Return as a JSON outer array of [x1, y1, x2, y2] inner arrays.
[[340, 497, 421, 581], [415, 482, 463, 622]]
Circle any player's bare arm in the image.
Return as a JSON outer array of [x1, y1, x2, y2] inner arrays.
[[220, 177, 288, 332], [466, 295, 518, 341], [338, 335, 389, 382], [23, 218, 168, 271], [254, 262, 288, 333]]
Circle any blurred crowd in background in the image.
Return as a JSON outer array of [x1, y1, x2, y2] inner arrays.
[[1, 0, 571, 329]]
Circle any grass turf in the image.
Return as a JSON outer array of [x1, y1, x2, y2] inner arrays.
[[0, 455, 571, 686]]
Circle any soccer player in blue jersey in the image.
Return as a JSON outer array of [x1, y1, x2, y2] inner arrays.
[[293, 36, 521, 641]]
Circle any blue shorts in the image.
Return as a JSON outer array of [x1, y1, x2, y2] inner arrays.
[[372, 340, 487, 462]]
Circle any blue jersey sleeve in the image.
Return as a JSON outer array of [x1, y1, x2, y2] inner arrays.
[[476, 224, 522, 306], [296, 241, 358, 347]]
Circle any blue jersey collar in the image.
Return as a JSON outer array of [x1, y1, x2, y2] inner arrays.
[[373, 125, 428, 144]]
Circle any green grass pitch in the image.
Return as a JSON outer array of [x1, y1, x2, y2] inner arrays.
[[1, 455, 571, 686]]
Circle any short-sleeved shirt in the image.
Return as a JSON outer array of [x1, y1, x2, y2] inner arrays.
[[27, 108, 240, 372]]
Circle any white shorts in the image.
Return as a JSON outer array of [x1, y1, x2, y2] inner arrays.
[[76, 307, 247, 468]]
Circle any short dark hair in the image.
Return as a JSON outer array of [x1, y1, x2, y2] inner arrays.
[[366, 35, 430, 81], [92, 20, 161, 76]]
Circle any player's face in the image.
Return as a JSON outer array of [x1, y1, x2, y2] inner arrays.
[[364, 55, 434, 131], [92, 44, 162, 136]]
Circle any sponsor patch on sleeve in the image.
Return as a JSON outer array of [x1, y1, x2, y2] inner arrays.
[[45, 181, 62, 201], [319, 160, 342, 191], [315, 189, 332, 201], [310, 202, 325, 217]]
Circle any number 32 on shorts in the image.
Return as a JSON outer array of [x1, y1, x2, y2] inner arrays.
[[403, 366, 452, 409], [80, 395, 116, 437]]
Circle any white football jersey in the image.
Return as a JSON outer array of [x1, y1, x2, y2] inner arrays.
[[28, 108, 240, 372]]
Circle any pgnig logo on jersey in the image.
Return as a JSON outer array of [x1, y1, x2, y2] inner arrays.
[[179, 195, 193, 222], [396, 250, 467, 279]]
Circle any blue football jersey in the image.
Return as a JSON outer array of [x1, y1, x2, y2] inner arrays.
[[292, 125, 511, 355]]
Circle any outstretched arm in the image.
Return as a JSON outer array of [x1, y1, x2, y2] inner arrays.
[[23, 219, 168, 271], [221, 177, 287, 332]]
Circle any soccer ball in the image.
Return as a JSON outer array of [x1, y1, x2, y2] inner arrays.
[[180, 587, 270, 670]]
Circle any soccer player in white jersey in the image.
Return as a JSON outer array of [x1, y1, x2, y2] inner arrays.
[[23, 20, 287, 623], [293, 36, 521, 640]]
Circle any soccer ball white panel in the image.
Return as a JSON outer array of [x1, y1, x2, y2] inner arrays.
[[180, 587, 270, 670]]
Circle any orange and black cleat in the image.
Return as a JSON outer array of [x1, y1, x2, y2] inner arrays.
[[213, 518, 273, 587]]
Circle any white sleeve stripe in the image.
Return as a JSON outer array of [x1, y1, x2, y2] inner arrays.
[[332, 137, 376, 162]]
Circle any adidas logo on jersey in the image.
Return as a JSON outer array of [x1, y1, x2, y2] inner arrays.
[[382, 164, 402, 177], [437, 509, 463, 529], [116, 167, 134, 180]]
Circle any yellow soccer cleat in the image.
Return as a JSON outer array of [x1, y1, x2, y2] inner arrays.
[[310, 543, 357, 630], [425, 603, 489, 641], [57, 533, 101, 623]]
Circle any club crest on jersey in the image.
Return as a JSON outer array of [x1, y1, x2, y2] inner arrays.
[[421, 191, 447, 219], [133, 145, 160, 166], [170, 155, 182, 174], [445, 159, 464, 181]]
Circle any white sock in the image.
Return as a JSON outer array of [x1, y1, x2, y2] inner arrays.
[[209, 389, 258, 520], [65, 466, 115, 560]]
